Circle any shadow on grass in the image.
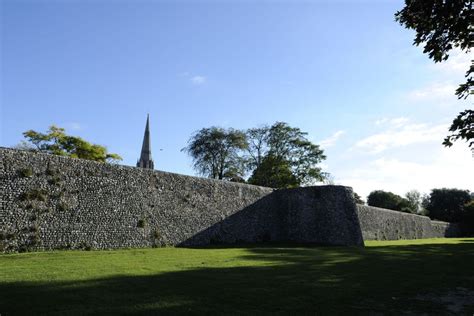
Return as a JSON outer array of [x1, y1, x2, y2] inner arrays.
[[1, 242, 474, 315]]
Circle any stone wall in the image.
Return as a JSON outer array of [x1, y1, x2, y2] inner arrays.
[[0, 148, 363, 252], [357, 205, 461, 240]]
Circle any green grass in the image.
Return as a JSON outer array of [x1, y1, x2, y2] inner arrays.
[[1, 238, 473, 315]]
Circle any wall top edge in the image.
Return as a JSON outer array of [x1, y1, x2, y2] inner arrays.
[[0, 147, 350, 193]]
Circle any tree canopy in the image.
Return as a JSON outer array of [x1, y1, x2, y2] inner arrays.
[[353, 192, 365, 205], [19, 125, 122, 163], [247, 155, 299, 189], [246, 122, 327, 187], [405, 190, 423, 214], [442, 109, 474, 149], [367, 190, 413, 213], [425, 188, 472, 222], [183, 122, 327, 188], [395, 0, 473, 151], [182, 127, 247, 180]]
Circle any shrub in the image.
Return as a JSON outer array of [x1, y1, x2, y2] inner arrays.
[[29, 224, 39, 233], [79, 242, 92, 251], [20, 189, 48, 202], [18, 167, 33, 178], [45, 167, 58, 176], [137, 219, 146, 228], [57, 202, 68, 212], [48, 176, 61, 185], [30, 232, 40, 246], [152, 229, 161, 240]]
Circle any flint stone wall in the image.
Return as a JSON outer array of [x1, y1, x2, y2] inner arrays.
[[0, 148, 363, 252], [357, 205, 461, 240]]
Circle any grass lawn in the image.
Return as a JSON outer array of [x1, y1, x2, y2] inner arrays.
[[1, 238, 473, 315]]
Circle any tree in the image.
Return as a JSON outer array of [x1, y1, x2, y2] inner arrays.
[[367, 190, 413, 213], [245, 126, 270, 170], [405, 190, 423, 214], [182, 127, 248, 180], [248, 155, 299, 188], [246, 122, 327, 187], [185, 122, 327, 187], [20, 125, 122, 163], [425, 188, 472, 222], [353, 192, 365, 205], [443, 109, 474, 150], [395, 1, 473, 150]]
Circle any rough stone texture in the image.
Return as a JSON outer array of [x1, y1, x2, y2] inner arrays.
[[281, 187, 364, 246], [0, 148, 364, 252], [357, 205, 461, 240], [185, 186, 364, 247]]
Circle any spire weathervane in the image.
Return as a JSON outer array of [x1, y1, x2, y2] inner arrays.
[[137, 114, 154, 169]]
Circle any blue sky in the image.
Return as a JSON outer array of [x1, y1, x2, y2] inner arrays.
[[1, 0, 472, 199]]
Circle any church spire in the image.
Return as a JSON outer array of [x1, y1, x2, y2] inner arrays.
[[137, 114, 154, 169]]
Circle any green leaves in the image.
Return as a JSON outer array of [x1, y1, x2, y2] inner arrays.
[[182, 127, 248, 180], [248, 155, 300, 189], [395, 0, 473, 149], [20, 125, 122, 163], [183, 122, 328, 188], [443, 109, 474, 150], [367, 190, 414, 213], [247, 122, 327, 187]]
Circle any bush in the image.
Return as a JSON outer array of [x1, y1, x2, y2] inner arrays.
[[137, 219, 146, 228], [18, 168, 33, 178], [20, 189, 48, 202], [57, 202, 68, 212], [48, 176, 61, 185]]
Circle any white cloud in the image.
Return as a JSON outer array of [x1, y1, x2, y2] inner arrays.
[[401, 49, 472, 107], [338, 144, 473, 199], [375, 117, 410, 128], [354, 119, 448, 154], [406, 82, 458, 102], [64, 122, 82, 130], [319, 130, 345, 148], [430, 49, 472, 77], [190, 75, 206, 85], [179, 72, 207, 85]]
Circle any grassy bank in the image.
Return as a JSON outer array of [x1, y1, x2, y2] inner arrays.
[[1, 238, 473, 315]]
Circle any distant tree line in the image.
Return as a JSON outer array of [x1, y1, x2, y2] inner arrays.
[[182, 122, 328, 189], [365, 188, 474, 234]]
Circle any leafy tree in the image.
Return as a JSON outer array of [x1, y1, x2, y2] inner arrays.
[[395, 1, 473, 150], [248, 155, 299, 189], [245, 127, 270, 170], [353, 192, 365, 205], [443, 109, 474, 150], [367, 190, 413, 213], [182, 127, 248, 180], [20, 125, 122, 163], [246, 122, 327, 187], [425, 188, 472, 222], [185, 122, 327, 187], [405, 190, 423, 214]]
